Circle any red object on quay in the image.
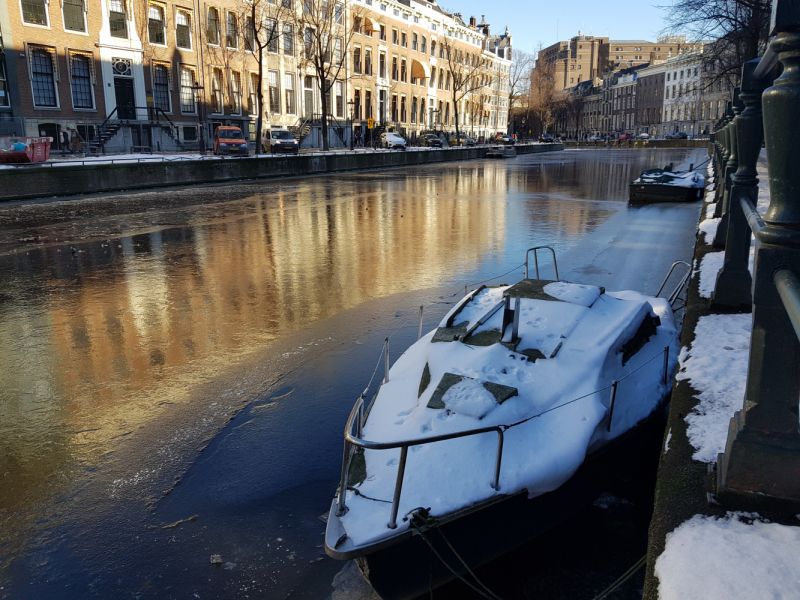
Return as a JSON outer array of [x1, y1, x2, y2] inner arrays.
[[0, 137, 52, 164]]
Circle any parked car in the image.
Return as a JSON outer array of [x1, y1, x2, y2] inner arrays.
[[422, 133, 443, 147], [619, 133, 633, 140], [449, 134, 476, 146], [499, 134, 515, 145], [380, 132, 407, 149], [638, 132, 651, 139], [666, 132, 688, 139], [538, 133, 554, 142], [263, 128, 299, 154], [587, 135, 601, 142], [213, 126, 248, 155]]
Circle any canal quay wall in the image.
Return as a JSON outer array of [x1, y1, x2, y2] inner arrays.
[[0, 143, 562, 202], [644, 51, 800, 598], [563, 140, 709, 149]]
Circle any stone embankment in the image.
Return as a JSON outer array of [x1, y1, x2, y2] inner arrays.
[[0, 143, 561, 202], [563, 140, 709, 149]]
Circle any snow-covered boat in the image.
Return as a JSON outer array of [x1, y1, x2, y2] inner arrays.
[[325, 248, 680, 599], [629, 168, 705, 203], [486, 144, 516, 158]]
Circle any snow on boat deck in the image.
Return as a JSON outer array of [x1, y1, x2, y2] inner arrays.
[[340, 282, 679, 547]]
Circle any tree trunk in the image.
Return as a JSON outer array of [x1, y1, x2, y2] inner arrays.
[[255, 7, 264, 156], [319, 65, 329, 151]]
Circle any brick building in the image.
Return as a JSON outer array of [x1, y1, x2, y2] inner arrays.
[[635, 62, 666, 136], [0, 0, 511, 152]]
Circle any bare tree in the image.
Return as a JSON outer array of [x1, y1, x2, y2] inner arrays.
[[529, 47, 558, 134], [507, 49, 533, 119], [659, 0, 771, 85], [439, 36, 489, 143], [242, 0, 295, 154], [291, 0, 364, 150]]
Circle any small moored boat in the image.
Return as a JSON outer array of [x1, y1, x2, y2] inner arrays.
[[486, 144, 516, 158], [325, 248, 683, 600], [629, 168, 705, 203]]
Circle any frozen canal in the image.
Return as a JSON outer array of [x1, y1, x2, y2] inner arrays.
[[0, 148, 706, 599]]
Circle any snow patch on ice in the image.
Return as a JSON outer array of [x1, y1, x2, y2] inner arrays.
[[655, 512, 800, 600], [543, 282, 601, 307], [676, 313, 751, 462]]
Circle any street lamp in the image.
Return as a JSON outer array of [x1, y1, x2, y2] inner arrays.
[[347, 99, 356, 151], [191, 82, 206, 156]]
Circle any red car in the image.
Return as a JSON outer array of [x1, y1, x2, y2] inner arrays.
[[619, 133, 633, 140]]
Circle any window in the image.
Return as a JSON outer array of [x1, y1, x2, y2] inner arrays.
[[392, 28, 398, 45], [210, 68, 223, 112], [63, 0, 86, 32], [109, 0, 128, 38], [244, 16, 254, 51], [334, 2, 342, 24], [413, 14, 418, 23], [366, 89, 372, 118], [412, 33, 418, 51], [421, 36, 426, 54], [379, 89, 385, 121], [284, 23, 294, 55], [183, 126, 197, 140], [230, 70, 241, 114], [379, 52, 386, 78], [364, 48, 372, 75], [30, 48, 58, 107], [70, 54, 93, 109], [354, 47, 362, 74], [430, 40, 435, 57], [176, 11, 192, 48], [227, 12, 238, 48], [335, 81, 343, 117], [148, 4, 166, 44], [207, 7, 220, 44], [304, 28, 314, 55], [285, 73, 296, 114], [0, 62, 9, 108], [249, 72, 258, 113], [353, 17, 362, 34], [21, 0, 49, 25], [354, 89, 361, 119], [400, 96, 406, 121], [391, 56, 397, 80], [179, 66, 196, 113], [152, 63, 171, 112], [269, 70, 280, 114], [379, 25, 386, 41], [401, 32, 407, 48], [437, 68, 443, 89], [400, 58, 406, 82], [411, 96, 417, 123], [267, 19, 278, 52], [391, 94, 397, 121], [334, 37, 343, 65]]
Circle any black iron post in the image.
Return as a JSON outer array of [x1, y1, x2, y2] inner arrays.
[[713, 102, 735, 216], [712, 61, 772, 308], [192, 83, 206, 156], [347, 99, 355, 151], [713, 90, 744, 248], [717, 0, 800, 508]]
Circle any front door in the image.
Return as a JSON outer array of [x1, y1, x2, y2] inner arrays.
[[114, 78, 136, 120], [304, 90, 313, 118]]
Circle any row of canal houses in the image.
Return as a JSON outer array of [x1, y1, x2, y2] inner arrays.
[[0, 0, 512, 151], [556, 41, 736, 140]]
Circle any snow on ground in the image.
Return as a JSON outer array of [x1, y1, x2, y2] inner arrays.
[[695, 252, 724, 299], [705, 203, 717, 218], [698, 218, 720, 246], [676, 313, 752, 462], [655, 512, 800, 600], [339, 288, 679, 547]]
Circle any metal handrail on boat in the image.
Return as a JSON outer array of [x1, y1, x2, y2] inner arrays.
[[656, 261, 692, 305], [525, 246, 559, 280], [336, 394, 505, 529]]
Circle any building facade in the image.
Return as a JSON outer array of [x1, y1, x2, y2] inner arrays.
[[0, 0, 511, 152]]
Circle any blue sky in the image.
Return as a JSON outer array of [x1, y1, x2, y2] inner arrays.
[[439, 0, 670, 55]]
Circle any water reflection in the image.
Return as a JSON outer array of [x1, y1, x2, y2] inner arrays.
[[0, 149, 699, 579]]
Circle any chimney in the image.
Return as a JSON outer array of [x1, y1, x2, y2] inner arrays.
[[470, 16, 477, 28]]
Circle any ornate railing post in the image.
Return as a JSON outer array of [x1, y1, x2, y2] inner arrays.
[[713, 92, 744, 247], [712, 63, 772, 307], [718, 1, 800, 507], [713, 103, 734, 211]]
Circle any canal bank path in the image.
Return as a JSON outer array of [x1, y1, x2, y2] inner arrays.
[[1, 148, 705, 599]]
